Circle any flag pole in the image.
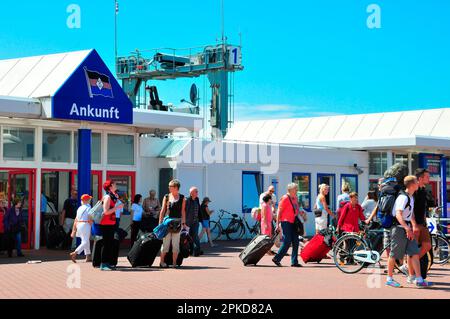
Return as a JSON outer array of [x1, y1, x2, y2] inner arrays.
[[114, 0, 118, 64]]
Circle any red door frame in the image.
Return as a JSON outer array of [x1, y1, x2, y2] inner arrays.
[[6, 169, 36, 250], [106, 171, 136, 200]]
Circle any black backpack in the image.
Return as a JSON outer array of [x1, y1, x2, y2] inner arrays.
[[377, 180, 410, 228]]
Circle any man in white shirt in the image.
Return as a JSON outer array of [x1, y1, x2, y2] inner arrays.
[[386, 175, 432, 288], [260, 186, 277, 212]]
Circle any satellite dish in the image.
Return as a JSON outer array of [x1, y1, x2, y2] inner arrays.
[[190, 84, 198, 105]]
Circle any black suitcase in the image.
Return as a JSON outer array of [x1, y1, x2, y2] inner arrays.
[[164, 231, 192, 266], [239, 234, 274, 266], [92, 235, 120, 268], [127, 232, 162, 267]]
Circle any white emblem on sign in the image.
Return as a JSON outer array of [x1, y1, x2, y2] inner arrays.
[[96, 78, 103, 90]]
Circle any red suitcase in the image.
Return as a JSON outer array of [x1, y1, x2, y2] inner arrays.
[[300, 234, 331, 263]]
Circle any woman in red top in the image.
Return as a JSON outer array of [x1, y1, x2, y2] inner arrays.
[[99, 180, 123, 271], [337, 192, 368, 234], [272, 183, 307, 267]]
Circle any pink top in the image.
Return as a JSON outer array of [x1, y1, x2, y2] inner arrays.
[[260, 202, 273, 236]]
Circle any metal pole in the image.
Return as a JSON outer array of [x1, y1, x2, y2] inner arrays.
[[114, 0, 118, 62], [441, 156, 448, 222]]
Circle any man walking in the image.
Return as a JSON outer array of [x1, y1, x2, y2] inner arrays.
[[386, 175, 432, 288], [60, 189, 79, 249], [186, 187, 203, 256]]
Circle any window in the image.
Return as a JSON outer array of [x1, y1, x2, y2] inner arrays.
[[3, 127, 35, 161], [292, 173, 311, 211], [369, 152, 388, 176], [447, 157, 450, 178], [394, 153, 408, 166], [242, 172, 263, 214], [341, 174, 358, 193], [74, 132, 101, 164], [317, 174, 336, 211], [42, 130, 71, 162], [107, 134, 135, 165], [411, 153, 419, 173]]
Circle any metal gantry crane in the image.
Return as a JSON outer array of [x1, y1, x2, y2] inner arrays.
[[115, 43, 243, 138]]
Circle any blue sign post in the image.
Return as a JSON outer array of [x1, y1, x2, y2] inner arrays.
[[441, 157, 448, 231], [52, 49, 133, 203]]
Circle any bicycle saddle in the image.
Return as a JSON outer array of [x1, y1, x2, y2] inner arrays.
[[232, 214, 239, 218]]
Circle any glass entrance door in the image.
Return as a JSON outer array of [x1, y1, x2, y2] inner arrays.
[[8, 170, 35, 249], [73, 171, 102, 201]]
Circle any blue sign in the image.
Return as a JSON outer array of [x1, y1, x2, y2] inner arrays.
[[419, 153, 442, 177], [52, 49, 133, 124]]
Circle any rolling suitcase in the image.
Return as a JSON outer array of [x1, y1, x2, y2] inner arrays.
[[239, 234, 274, 266], [164, 230, 192, 266], [300, 230, 334, 263], [127, 232, 162, 267], [92, 234, 120, 268]]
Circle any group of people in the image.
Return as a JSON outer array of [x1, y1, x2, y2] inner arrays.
[[68, 179, 218, 271]]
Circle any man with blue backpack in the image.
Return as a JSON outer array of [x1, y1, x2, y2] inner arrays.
[[385, 175, 432, 288]]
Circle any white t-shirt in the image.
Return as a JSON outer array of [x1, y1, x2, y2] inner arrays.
[[131, 203, 143, 222], [392, 193, 414, 222], [259, 192, 277, 207], [76, 204, 91, 222]]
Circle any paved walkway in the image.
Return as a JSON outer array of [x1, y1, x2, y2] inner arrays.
[[0, 241, 449, 299]]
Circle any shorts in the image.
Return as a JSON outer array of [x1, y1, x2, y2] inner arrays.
[[201, 220, 210, 229], [389, 226, 420, 260], [416, 224, 431, 245], [315, 217, 327, 231], [161, 231, 181, 254]]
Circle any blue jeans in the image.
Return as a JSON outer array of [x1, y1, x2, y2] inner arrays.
[[274, 221, 299, 265], [189, 222, 201, 254]]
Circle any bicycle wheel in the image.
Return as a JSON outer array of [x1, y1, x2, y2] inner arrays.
[[226, 220, 245, 240], [209, 221, 223, 241], [333, 234, 369, 274], [432, 234, 450, 264]]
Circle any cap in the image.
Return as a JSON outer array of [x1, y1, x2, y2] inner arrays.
[[81, 194, 93, 201], [203, 197, 212, 203]]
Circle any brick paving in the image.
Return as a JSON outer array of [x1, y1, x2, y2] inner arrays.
[[0, 241, 449, 299]]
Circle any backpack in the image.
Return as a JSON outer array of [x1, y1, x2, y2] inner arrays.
[[376, 180, 410, 228], [88, 200, 104, 224], [251, 207, 261, 221]]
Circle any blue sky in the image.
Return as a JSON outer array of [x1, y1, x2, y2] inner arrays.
[[1, 0, 449, 120]]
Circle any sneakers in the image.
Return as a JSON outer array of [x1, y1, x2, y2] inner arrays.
[[386, 279, 403, 288], [415, 280, 433, 288], [272, 258, 282, 267], [160, 262, 168, 268], [100, 264, 112, 271], [210, 243, 217, 248], [291, 263, 303, 267]]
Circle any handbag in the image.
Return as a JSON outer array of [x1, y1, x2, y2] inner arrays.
[[313, 208, 323, 218], [287, 195, 304, 236]]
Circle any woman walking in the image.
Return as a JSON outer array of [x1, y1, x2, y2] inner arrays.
[[314, 184, 335, 233], [272, 183, 306, 267], [4, 198, 25, 258], [99, 180, 123, 271], [130, 194, 143, 246], [159, 179, 187, 268], [198, 197, 217, 248], [70, 194, 93, 263]]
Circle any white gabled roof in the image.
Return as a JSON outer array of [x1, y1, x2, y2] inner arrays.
[[0, 50, 91, 98], [225, 108, 450, 150]]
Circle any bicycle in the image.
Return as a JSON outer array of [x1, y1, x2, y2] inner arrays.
[[428, 206, 450, 265], [209, 209, 260, 241], [333, 221, 390, 274]]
